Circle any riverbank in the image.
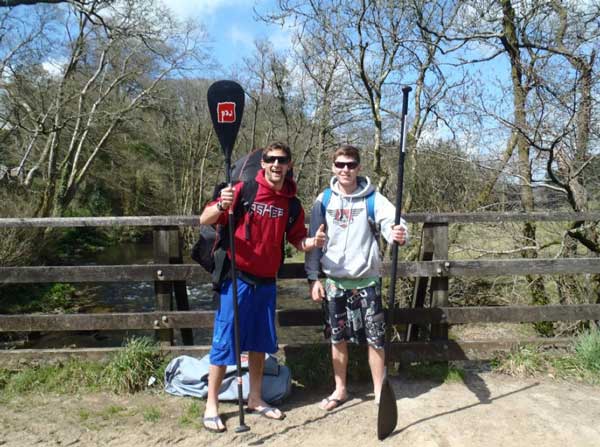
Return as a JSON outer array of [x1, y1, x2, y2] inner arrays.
[[1, 370, 599, 447]]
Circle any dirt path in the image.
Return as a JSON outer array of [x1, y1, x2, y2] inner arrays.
[[1, 370, 599, 447]]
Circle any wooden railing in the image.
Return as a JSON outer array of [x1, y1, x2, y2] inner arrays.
[[1, 212, 600, 365]]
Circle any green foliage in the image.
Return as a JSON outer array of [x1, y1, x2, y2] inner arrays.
[[179, 400, 203, 428], [0, 360, 104, 396], [574, 327, 600, 373], [0, 339, 167, 398], [53, 225, 111, 258], [98, 404, 128, 420], [0, 283, 79, 314], [403, 362, 465, 383], [492, 345, 546, 377], [102, 337, 165, 394], [40, 283, 79, 313], [142, 406, 162, 423], [493, 330, 600, 383]]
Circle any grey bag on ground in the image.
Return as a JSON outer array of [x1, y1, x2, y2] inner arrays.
[[163, 354, 292, 404]]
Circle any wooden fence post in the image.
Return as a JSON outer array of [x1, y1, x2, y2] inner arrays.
[[430, 223, 449, 341], [405, 223, 435, 342], [171, 229, 194, 345], [153, 227, 174, 346]]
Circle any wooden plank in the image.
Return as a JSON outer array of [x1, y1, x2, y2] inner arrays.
[[6, 303, 593, 333], [0, 265, 210, 283], [2, 258, 600, 284], [380, 258, 600, 277], [277, 304, 600, 327], [1, 338, 573, 366], [402, 212, 600, 224], [0, 216, 200, 228], [1, 212, 599, 228], [283, 338, 573, 363], [0, 311, 215, 332], [388, 338, 573, 362], [440, 304, 600, 324], [0, 345, 212, 366]]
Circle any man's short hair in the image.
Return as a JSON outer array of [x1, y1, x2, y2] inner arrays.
[[264, 142, 292, 159], [333, 145, 360, 164]]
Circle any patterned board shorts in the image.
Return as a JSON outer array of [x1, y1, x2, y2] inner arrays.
[[323, 280, 385, 349]]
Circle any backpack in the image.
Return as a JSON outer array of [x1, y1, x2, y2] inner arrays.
[[191, 149, 301, 289]]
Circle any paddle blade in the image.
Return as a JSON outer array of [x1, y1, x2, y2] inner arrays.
[[207, 80, 245, 159], [377, 377, 398, 440]]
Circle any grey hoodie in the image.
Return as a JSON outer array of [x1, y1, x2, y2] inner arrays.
[[305, 176, 408, 281]]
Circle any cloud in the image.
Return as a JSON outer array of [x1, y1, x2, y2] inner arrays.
[[268, 26, 293, 52], [42, 58, 67, 78], [229, 24, 254, 48]]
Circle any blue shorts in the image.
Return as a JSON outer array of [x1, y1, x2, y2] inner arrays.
[[209, 277, 278, 366]]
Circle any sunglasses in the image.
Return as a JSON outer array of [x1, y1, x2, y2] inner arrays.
[[334, 161, 359, 170], [263, 155, 291, 164]]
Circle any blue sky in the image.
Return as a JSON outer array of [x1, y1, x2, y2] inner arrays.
[[165, 0, 292, 69]]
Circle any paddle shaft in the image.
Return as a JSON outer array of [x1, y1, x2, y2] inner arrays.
[[385, 86, 411, 363], [377, 86, 411, 441], [224, 156, 247, 428]]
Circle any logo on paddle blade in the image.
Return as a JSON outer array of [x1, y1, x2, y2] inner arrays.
[[217, 102, 236, 123]]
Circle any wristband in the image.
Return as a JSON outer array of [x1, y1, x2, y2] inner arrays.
[[216, 201, 225, 212]]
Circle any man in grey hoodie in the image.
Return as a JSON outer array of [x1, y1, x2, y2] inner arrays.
[[305, 144, 408, 411]]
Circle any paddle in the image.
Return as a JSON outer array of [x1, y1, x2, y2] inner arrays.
[[377, 85, 411, 441], [207, 80, 250, 433]]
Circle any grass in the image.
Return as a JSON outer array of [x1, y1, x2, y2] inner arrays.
[[0, 337, 167, 398], [102, 337, 167, 394], [493, 327, 600, 384], [1, 329, 598, 405], [142, 406, 162, 423], [403, 362, 466, 383], [178, 400, 203, 428], [574, 327, 600, 373]]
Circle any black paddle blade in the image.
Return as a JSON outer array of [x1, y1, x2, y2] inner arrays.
[[377, 377, 398, 440], [207, 80, 245, 160]]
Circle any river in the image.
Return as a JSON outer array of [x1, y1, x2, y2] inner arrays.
[[24, 241, 323, 349]]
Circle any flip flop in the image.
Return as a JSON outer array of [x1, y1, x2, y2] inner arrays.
[[320, 395, 348, 411], [203, 415, 226, 433], [246, 406, 286, 420]]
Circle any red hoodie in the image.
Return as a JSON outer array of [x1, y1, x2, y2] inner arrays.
[[211, 169, 307, 278]]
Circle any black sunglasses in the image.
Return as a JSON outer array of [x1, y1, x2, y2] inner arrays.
[[334, 161, 359, 170], [263, 155, 291, 164]]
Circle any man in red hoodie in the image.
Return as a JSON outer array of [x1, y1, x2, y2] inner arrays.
[[200, 142, 326, 432]]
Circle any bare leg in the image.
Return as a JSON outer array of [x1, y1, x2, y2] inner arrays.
[[368, 345, 385, 404], [247, 351, 284, 419], [204, 364, 226, 430], [321, 340, 349, 410]]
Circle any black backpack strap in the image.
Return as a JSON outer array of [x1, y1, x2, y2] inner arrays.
[[236, 179, 258, 241], [286, 196, 301, 232]]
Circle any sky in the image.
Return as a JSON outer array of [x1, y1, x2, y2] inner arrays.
[[165, 0, 292, 70]]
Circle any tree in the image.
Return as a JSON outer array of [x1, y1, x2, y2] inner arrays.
[[0, 0, 208, 218]]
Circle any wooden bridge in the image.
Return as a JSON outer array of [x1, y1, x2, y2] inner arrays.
[[1, 212, 600, 366]]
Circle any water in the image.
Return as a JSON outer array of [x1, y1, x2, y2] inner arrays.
[[25, 242, 323, 349]]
